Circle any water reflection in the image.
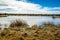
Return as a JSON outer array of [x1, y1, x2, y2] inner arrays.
[[0, 16, 60, 28]]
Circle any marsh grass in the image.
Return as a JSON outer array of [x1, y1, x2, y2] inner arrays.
[[0, 19, 60, 40], [9, 19, 28, 28]]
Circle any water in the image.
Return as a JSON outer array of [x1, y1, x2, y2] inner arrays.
[[0, 16, 60, 28]]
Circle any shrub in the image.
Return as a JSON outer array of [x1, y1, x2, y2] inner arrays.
[[9, 19, 28, 28], [43, 22, 55, 27]]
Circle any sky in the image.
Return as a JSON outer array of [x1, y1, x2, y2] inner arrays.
[[0, 0, 60, 29], [28, 0, 60, 7], [0, 0, 60, 14]]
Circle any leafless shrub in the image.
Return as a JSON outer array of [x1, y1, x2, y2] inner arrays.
[[43, 22, 55, 26], [9, 19, 28, 28]]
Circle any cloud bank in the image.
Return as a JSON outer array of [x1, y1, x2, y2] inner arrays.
[[0, 0, 60, 14]]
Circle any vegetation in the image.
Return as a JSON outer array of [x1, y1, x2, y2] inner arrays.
[[0, 19, 60, 40], [9, 19, 28, 27]]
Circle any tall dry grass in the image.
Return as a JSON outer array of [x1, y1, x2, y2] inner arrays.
[[0, 19, 60, 40]]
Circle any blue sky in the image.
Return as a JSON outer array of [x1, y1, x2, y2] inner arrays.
[[27, 0, 60, 7], [0, 0, 60, 14]]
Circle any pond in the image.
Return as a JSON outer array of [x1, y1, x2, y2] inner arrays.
[[0, 16, 60, 28]]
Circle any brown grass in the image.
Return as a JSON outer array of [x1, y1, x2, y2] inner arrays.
[[0, 20, 60, 40]]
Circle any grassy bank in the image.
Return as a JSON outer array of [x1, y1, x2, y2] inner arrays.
[[0, 20, 60, 40]]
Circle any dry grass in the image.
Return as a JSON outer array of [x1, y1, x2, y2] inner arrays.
[[9, 19, 28, 28], [0, 20, 60, 40]]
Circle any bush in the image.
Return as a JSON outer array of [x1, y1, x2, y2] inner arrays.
[[9, 19, 28, 28], [43, 22, 55, 27]]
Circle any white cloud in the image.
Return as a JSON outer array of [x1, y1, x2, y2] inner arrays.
[[0, 0, 60, 14]]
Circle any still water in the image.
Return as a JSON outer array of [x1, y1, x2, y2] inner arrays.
[[0, 16, 60, 28]]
